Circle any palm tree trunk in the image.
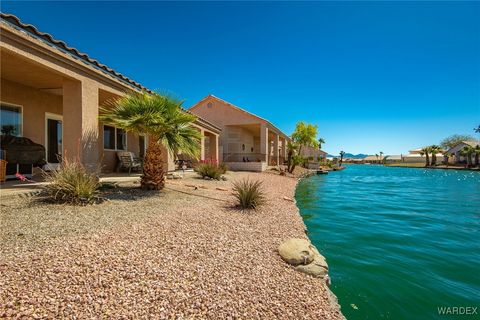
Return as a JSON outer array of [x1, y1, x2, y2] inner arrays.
[[287, 149, 293, 172], [289, 145, 302, 173], [425, 153, 430, 167], [141, 138, 165, 190]]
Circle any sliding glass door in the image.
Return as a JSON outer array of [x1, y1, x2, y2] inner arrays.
[[46, 114, 63, 165]]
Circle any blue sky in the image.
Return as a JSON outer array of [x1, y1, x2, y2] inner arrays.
[[3, 1, 479, 155]]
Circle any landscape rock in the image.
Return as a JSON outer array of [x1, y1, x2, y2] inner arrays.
[[278, 238, 329, 278], [295, 257, 328, 278], [278, 238, 315, 266]]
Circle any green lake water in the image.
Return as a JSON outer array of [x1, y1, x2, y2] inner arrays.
[[295, 165, 480, 319]]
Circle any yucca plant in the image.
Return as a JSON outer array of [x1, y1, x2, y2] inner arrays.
[[232, 178, 266, 210], [100, 91, 201, 190], [41, 159, 101, 205]]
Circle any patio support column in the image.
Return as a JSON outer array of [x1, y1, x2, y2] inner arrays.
[[212, 133, 219, 163], [62, 78, 99, 171], [200, 129, 205, 161], [260, 123, 269, 163], [273, 133, 279, 166]]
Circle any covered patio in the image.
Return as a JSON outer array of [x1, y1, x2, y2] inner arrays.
[[221, 123, 288, 171], [1, 15, 220, 180]]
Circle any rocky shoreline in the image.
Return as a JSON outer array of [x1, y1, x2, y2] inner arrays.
[[288, 172, 345, 319]]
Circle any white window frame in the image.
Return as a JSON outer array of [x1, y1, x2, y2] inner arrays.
[[44, 112, 63, 169], [103, 125, 127, 151], [0, 102, 23, 137]]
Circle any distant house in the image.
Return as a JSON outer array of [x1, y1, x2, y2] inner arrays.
[[189, 95, 290, 171], [298, 145, 327, 169], [299, 145, 327, 161], [404, 148, 444, 164], [363, 155, 385, 164], [446, 141, 480, 164], [385, 155, 403, 163]]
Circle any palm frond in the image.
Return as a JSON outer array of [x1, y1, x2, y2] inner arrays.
[[99, 91, 201, 159]]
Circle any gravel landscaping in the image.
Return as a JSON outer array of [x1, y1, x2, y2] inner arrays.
[[0, 171, 343, 319]]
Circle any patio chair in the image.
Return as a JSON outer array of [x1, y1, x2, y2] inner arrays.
[[116, 151, 142, 175]]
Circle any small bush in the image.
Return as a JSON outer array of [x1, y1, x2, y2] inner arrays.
[[194, 162, 226, 180], [41, 159, 101, 205], [232, 178, 266, 210], [218, 162, 228, 174]]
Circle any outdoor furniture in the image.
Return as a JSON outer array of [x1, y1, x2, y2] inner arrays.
[[0, 135, 46, 180], [174, 159, 193, 170], [116, 151, 142, 174]]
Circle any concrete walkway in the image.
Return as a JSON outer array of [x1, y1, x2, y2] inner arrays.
[[0, 174, 142, 197], [0, 171, 198, 197]]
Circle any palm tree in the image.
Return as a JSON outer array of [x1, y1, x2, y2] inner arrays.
[[420, 147, 430, 167], [442, 151, 450, 166], [100, 92, 201, 190], [474, 145, 480, 167], [318, 138, 325, 149], [460, 146, 474, 168], [379, 151, 384, 164], [429, 145, 441, 166], [286, 141, 299, 173], [339, 151, 345, 166], [475, 125, 480, 133]]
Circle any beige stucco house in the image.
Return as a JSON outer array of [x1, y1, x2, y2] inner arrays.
[[189, 95, 289, 171], [0, 13, 220, 176], [446, 140, 480, 164], [299, 145, 327, 161]]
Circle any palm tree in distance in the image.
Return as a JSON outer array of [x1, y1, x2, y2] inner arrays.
[[420, 146, 431, 167], [318, 138, 325, 149], [99, 91, 201, 190], [429, 145, 442, 166], [474, 125, 480, 133], [474, 145, 480, 167], [461, 145, 475, 168], [339, 151, 346, 166]]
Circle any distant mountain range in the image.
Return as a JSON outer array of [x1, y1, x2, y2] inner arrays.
[[327, 153, 369, 159]]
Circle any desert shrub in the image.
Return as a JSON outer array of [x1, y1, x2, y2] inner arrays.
[[232, 178, 266, 209], [41, 159, 101, 205], [218, 162, 228, 174], [194, 163, 223, 180]]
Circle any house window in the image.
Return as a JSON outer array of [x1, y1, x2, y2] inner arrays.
[[116, 128, 126, 150], [103, 125, 126, 150], [0, 103, 22, 136]]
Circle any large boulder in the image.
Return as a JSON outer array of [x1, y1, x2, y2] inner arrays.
[[278, 238, 329, 278]]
